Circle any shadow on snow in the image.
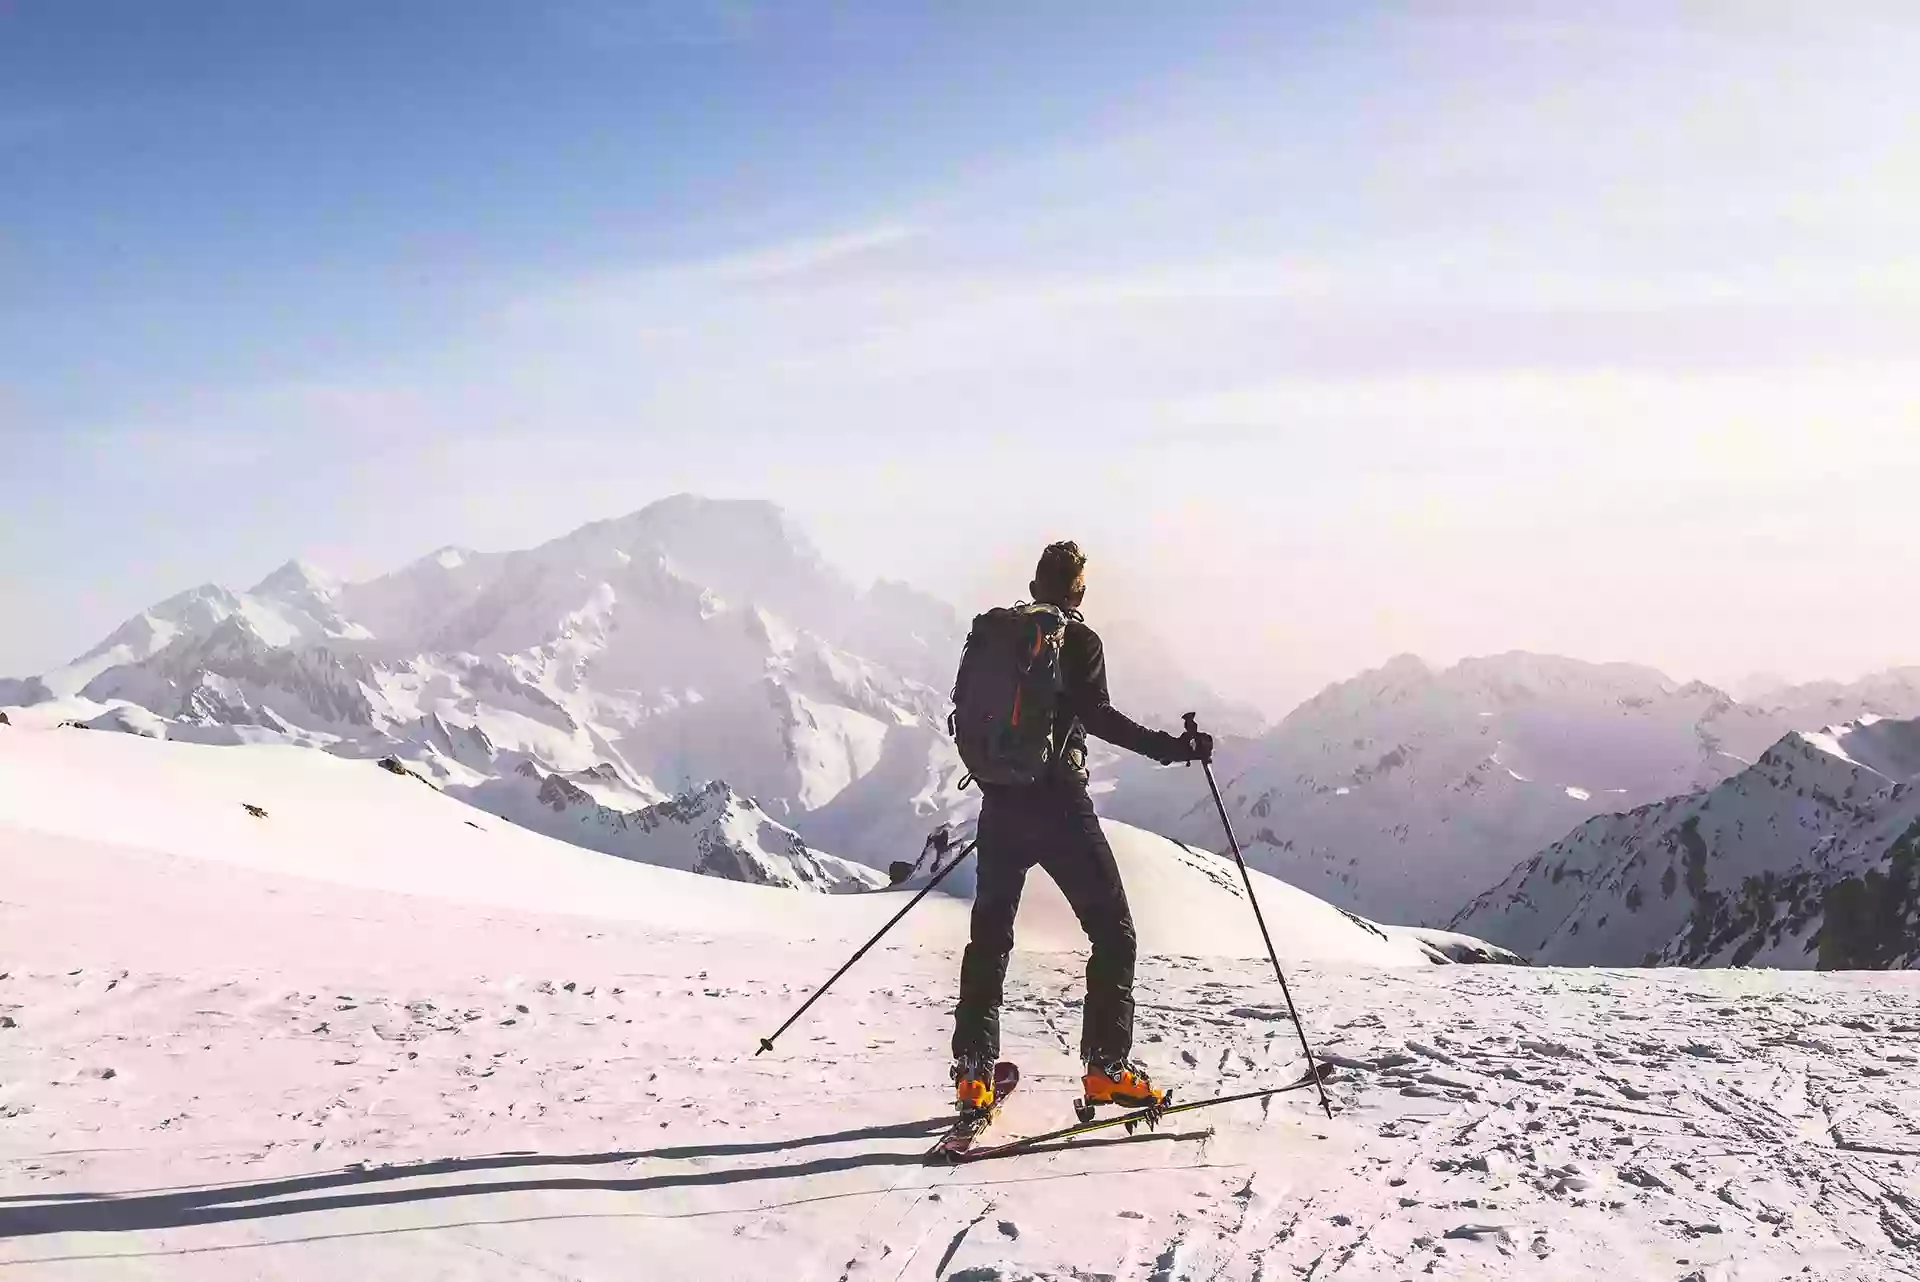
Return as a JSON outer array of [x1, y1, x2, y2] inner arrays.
[[1, 1115, 1204, 1239]]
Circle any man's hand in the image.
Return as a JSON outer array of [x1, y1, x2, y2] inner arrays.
[[1177, 712, 1215, 765], [1158, 726, 1213, 765]]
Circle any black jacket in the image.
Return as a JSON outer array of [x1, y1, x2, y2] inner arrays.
[[1047, 618, 1181, 786]]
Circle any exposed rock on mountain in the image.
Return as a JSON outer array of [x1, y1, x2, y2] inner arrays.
[[1453, 715, 1920, 968]]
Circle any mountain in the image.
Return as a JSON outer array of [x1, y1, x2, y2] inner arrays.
[[2, 495, 979, 889], [1452, 714, 1920, 968], [454, 763, 888, 893], [1752, 667, 1920, 728], [1102, 652, 1920, 929]]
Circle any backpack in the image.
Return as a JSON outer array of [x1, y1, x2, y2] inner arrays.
[[949, 602, 1072, 787]]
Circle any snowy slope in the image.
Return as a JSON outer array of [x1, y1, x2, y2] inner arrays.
[[1454, 714, 1920, 968], [6, 718, 1918, 1282], [1105, 652, 1918, 929], [0, 723, 1477, 966]]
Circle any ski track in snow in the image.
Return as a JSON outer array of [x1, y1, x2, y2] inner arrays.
[[5, 900, 1920, 1280]]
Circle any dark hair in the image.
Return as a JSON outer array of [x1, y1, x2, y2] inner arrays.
[[1033, 540, 1088, 602]]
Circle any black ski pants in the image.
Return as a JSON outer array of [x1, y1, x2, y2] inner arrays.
[[952, 784, 1136, 1067]]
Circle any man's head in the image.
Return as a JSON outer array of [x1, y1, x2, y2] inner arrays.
[[1031, 540, 1088, 610]]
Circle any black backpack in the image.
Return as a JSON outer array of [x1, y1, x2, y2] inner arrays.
[[949, 602, 1072, 786]]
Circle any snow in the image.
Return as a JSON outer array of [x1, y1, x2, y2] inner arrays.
[[235, 595, 306, 646], [1803, 728, 1859, 765], [1380, 924, 1526, 965], [79, 705, 169, 738], [4, 725, 1916, 1281]]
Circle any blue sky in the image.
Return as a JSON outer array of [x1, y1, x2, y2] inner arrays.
[[6, 1, 1289, 416], [5, 2, 1918, 708]]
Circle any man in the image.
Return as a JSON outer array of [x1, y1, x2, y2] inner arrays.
[[951, 540, 1212, 1113]]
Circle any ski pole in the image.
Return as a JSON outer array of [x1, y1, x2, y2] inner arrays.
[[754, 836, 979, 1056], [1184, 712, 1334, 1119]]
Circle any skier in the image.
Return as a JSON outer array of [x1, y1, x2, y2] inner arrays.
[[950, 540, 1212, 1114]]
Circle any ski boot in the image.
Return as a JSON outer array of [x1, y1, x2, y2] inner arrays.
[[952, 1054, 999, 1113], [1074, 1057, 1169, 1123]]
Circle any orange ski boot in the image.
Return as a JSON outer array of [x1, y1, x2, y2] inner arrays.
[[952, 1056, 997, 1112], [1077, 1058, 1167, 1120]]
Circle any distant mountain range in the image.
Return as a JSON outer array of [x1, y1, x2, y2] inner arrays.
[[1453, 713, 1920, 969], [1101, 654, 1920, 932], [8, 495, 1915, 948]]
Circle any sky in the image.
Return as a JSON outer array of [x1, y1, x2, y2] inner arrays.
[[4, 0, 1918, 713]]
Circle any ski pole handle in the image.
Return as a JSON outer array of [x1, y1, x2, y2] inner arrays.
[[1180, 711, 1215, 767]]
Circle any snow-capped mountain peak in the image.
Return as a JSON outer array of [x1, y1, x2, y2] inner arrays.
[[249, 558, 340, 600], [79, 583, 239, 660]]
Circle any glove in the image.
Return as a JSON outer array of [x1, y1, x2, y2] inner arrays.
[[1154, 729, 1213, 765], [1173, 713, 1215, 765], [1181, 729, 1215, 764]]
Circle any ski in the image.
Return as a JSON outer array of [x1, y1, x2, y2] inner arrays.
[[946, 1062, 1335, 1165], [926, 1061, 1020, 1162]]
